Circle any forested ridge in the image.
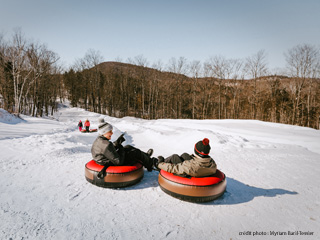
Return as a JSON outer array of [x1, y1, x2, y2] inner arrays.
[[64, 61, 320, 129], [1, 30, 320, 129]]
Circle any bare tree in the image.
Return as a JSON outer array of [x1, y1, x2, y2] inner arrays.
[[285, 44, 319, 126], [85, 49, 104, 113], [207, 55, 229, 119], [244, 50, 268, 119], [133, 54, 149, 68], [27, 42, 59, 116], [129, 55, 149, 117], [149, 60, 164, 118], [0, 29, 61, 116], [4, 29, 29, 114], [152, 59, 164, 72], [189, 60, 201, 119], [228, 59, 245, 118], [167, 57, 188, 118], [167, 56, 188, 74], [74, 49, 104, 111], [0, 33, 7, 109]]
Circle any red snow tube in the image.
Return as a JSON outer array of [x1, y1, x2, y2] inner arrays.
[[85, 160, 144, 188], [81, 129, 97, 133], [158, 169, 226, 202]]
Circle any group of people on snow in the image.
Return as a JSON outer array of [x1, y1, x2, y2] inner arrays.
[[89, 118, 217, 178], [78, 119, 90, 132]]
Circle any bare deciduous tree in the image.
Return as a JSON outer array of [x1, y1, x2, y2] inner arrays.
[[0, 29, 61, 116], [244, 50, 268, 119], [285, 44, 319, 126], [189, 60, 201, 119], [167, 57, 188, 118], [207, 55, 229, 119]]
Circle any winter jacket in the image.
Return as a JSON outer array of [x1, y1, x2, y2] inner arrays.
[[84, 121, 90, 127], [78, 121, 83, 127], [91, 135, 125, 166], [158, 154, 217, 177]]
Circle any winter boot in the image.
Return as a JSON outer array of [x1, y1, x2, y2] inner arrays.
[[152, 157, 161, 171], [147, 149, 153, 157], [145, 157, 155, 172], [158, 156, 165, 163]]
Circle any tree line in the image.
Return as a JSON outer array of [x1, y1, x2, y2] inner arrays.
[[63, 47, 320, 129], [1, 30, 319, 129]]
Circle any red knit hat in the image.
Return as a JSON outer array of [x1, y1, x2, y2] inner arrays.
[[194, 138, 211, 157]]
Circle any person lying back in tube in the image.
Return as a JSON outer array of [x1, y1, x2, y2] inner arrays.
[[153, 138, 217, 177]]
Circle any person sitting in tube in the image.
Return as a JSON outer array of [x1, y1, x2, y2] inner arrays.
[[154, 138, 217, 177], [91, 118, 156, 175]]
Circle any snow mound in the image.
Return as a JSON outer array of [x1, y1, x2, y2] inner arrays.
[[0, 108, 25, 124]]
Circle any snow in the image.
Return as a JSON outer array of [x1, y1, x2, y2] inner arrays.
[[0, 104, 319, 240]]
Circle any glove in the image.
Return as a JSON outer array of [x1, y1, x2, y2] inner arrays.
[[114, 133, 125, 147]]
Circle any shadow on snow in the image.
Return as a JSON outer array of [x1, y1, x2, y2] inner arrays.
[[111, 174, 298, 206], [206, 177, 298, 205]]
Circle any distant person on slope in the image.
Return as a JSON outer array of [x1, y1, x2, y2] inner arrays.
[[91, 118, 156, 177], [153, 138, 217, 177], [78, 120, 83, 131], [84, 119, 90, 132]]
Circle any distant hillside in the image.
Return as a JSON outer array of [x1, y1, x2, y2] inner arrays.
[[96, 61, 184, 81], [61, 61, 320, 129], [95, 61, 294, 83]]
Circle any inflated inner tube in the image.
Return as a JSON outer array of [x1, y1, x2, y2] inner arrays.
[[158, 169, 226, 202], [85, 160, 144, 188], [81, 129, 97, 133]]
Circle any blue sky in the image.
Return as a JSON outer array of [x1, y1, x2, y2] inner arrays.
[[0, 0, 319, 71]]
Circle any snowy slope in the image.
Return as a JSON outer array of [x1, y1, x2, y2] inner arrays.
[[0, 105, 319, 240]]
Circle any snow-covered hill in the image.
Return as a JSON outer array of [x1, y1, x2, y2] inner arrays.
[[0, 105, 319, 240]]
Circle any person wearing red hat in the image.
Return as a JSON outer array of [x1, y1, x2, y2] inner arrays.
[[154, 138, 217, 177]]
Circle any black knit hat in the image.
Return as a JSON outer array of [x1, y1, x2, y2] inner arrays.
[[194, 138, 211, 157]]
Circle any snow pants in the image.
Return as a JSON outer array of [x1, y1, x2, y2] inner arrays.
[[164, 153, 192, 164], [123, 145, 153, 171]]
